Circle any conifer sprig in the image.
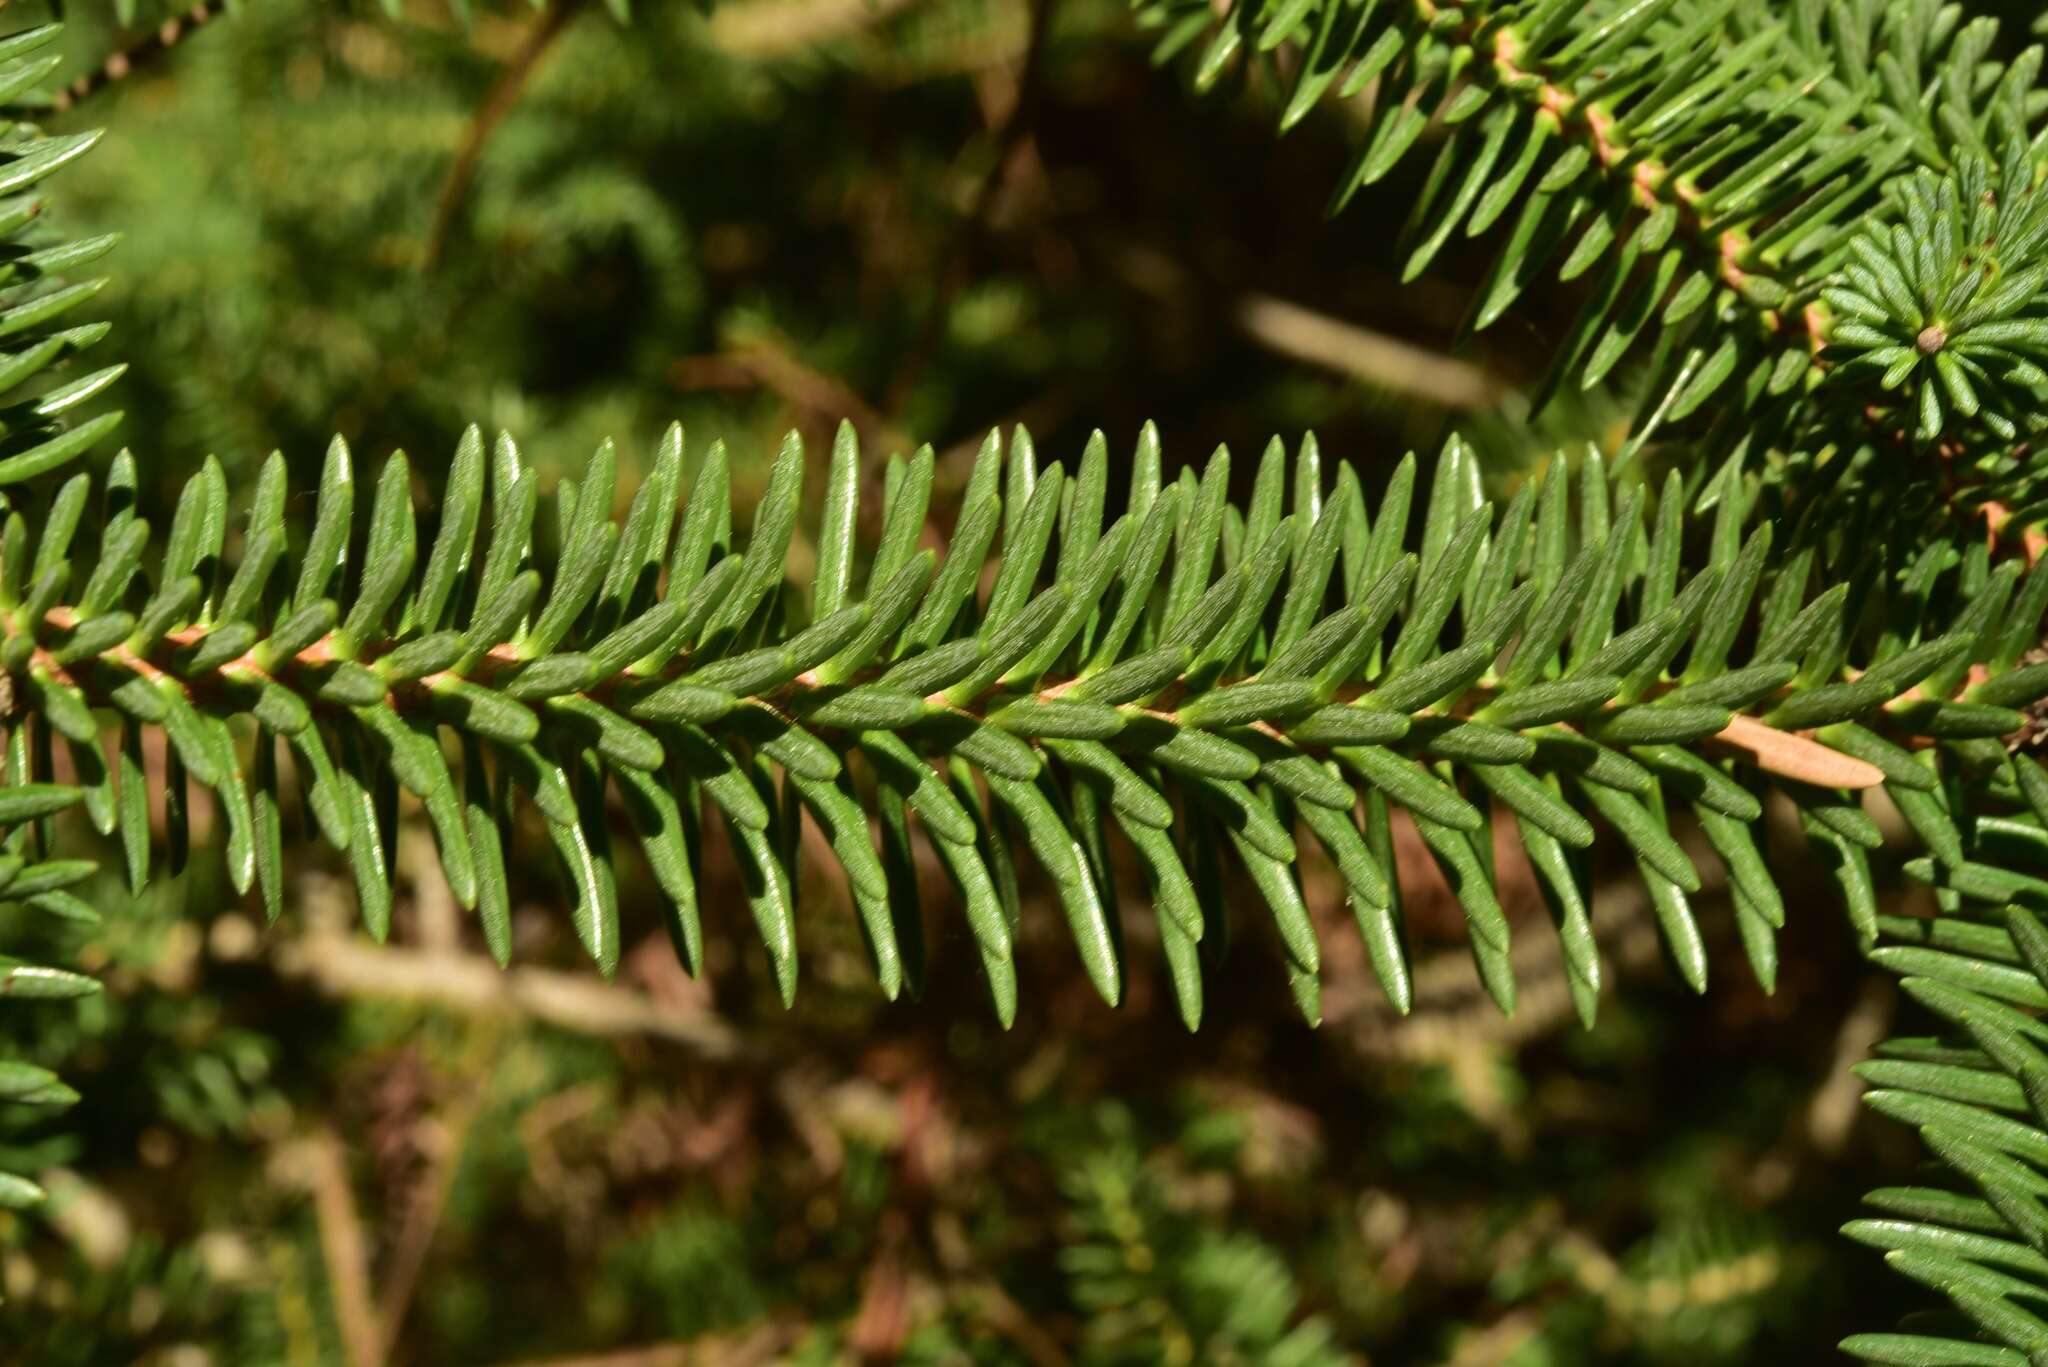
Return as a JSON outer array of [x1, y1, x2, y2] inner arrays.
[[5, 422, 2047, 1045], [0, 24, 119, 487], [1841, 809, 2048, 1363], [1149, 0, 2048, 461], [18, 5, 2048, 1354]]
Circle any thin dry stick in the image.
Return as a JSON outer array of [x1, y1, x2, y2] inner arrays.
[[883, 0, 1055, 414], [1329, 853, 1678, 1058], [487, 1323, 802, 1367], [1235, 292, 1509, 410], [1441, 1310, 1544, 1367], [273, 914, 748, 1060], [948, 1277, 1071, 1367], [668, 331, 909, 456], [50, 2, 224, 114], [303, 1127, 383, 1367], [423, 0, 588, 271], [373, 1018, 503, 1359], [705, 0, 921, 57]]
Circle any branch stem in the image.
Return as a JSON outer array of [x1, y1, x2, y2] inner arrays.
[[423, 0, 588, 271]]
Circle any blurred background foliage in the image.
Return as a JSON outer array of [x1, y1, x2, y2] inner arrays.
[[0, 0, 1929, 1360]]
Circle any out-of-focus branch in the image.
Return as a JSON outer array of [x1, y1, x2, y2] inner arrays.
[[1441, 1311, 1543, 1367], [1745, 976, 1895, 1203], [705, 0, 921, 57], [1326, 829, 1678, 1061], [884, 0, 1056, 413], [284, 1128, 382, 1367], [374, 1020, 503, 1359], [272, 912, 746, 1061], [487, 1325, 802, 1367], [49, 1, 224, 114], [1236, 292, 1509, 409], [424, 0, 589, 271], [670, 330, 909, 457]]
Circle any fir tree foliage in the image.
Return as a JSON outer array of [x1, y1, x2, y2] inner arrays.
[[9, 417, 2048, 1040], [1147, 0, 2048, 467], [20, 0, 2048, 1358], [0, 24, 116, 486]]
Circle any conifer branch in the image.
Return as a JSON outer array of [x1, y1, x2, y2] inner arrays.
[[0, 26, 121, 486], [423, 0, 591, 271], [1155, 0, 2048, 471], [15, 6, 2048, 1356], [47, 0, 221, 114], [3, 420, 2044, 1038]]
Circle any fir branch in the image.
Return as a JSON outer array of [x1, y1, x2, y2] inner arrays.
[[1845, 895, 2048, 1363], [17, 6, 2048, 1354], [3, 421, 2044, 1048], [0, 25, 122, 487], [47, 0, 222, 115], [423, 0, 592, 271], [1153, 0, 2048, 467]]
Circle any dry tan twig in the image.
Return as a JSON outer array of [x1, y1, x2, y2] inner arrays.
[[486, 1323, 802, 1367], [1328, 857, 1677, 1061], [50, 1, 224, 114], [706, 0, 922, 56], [1236, 292, 1508, 409], [669, 335, 908, 457], [1439, 1309, 1542, 1367], [1747, 975, 1896, 1202], [884, 0, 1056, 413], [373, 1018, 504, 1358], [1711, 714, 1885, 789], [272, 908, 745, 1060], [424, 0, 589, 271], [297, 1128, 382, 1367]]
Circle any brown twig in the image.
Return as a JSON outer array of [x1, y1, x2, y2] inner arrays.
[[1236, 292, 1510, 409], [669, 331, 909, 456], [373, 1012, 503, 1359], [705, 0, 921, 57], [882, 0, 1055, 415], [947, 1276, 1072, 1367], [1328, 845, 1677, 1060], [1744, 975, 1895, 1202], [272, 903, 748, 1060], [298, 1127, 383, 1367], [1710, 713, 1884, 789], [50, 2, 224, 115], [486, 1325, 802, 1367], [423, 0, 588, 271]]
